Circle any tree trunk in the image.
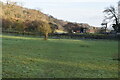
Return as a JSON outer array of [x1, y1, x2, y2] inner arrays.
[[105, 24, 107, 33], [44, 33, 48, 40]]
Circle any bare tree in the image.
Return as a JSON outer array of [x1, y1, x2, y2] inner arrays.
[[103, 6, 118, 25], [103, 6, 119, 32]]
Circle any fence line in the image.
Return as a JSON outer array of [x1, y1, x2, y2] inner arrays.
[[2, 30, 118, 40]]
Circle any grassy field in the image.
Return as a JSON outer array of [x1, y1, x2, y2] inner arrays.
[[2, 34, 119, 78]]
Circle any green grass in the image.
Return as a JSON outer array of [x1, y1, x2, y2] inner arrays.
[[2, 35, 119, 78]]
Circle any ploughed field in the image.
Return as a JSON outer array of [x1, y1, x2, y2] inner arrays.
[[2, 35, 118, 78]]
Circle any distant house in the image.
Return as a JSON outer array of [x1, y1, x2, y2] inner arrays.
[[63, 22, 92, 33], [72, 27, 88, 33], [86, 27, 100, 33]]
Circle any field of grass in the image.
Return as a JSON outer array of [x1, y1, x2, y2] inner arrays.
[[2, 34, 119, 78]]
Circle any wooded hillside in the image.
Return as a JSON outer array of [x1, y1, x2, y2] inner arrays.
[[1, 1, 98, 33]]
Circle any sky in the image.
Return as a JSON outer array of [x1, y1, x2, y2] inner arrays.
[[1, 0, 119, 28]]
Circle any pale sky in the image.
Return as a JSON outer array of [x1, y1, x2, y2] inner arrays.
[[1, 0, 119, 28]]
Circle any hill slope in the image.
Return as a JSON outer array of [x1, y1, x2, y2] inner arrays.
[[1, 1, 97, 33]]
